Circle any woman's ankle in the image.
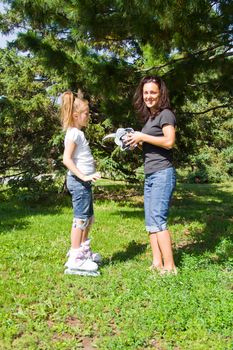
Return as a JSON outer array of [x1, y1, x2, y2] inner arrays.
[[162, 264, 177, 271], [152, 260, 163, 268]]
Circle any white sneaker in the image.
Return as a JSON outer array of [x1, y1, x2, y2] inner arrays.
[[64, 268, 100, 276], [65, 257, 98, 271], [65, 248, 98, 272], [81, 239, 102, 263]]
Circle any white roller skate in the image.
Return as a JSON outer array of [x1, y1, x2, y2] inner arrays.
[[64, 248, 100, 276], [81, 239, 102, 264]]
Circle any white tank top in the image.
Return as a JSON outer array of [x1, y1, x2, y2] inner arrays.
[[64, 127, 95, 175]]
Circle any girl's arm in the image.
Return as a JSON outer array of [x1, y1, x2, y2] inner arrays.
[[63, 140, 100, 182], [127, 125, 175, 150]]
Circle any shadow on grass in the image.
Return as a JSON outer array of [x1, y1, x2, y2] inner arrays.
[[101, 240, 148, 266], [0, 193, 70, 235], [110, 208, 144, 220], [171, 184, 232, 266], [94, 183, 143, 203], [0, 181, 140, 236], [1, 182, 232, 267], [104, 182, 233, 267]]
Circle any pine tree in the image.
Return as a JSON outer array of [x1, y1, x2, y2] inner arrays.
[[0, 48, 63, 194], [0, 0, 232, 182]]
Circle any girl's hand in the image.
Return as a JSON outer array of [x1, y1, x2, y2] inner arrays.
[[84, 172, 101, 182], [126, 132, 143, 148]]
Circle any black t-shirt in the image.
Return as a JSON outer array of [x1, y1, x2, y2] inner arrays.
[[141, 109, 176, 174]]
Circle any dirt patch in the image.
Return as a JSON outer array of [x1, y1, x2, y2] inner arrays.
[[66, 315, 82, 328], [82, 336, 97, 350]]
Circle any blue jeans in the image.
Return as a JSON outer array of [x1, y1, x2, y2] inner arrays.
[[66, 175, 94, 221], [144, 167, 176, 233]]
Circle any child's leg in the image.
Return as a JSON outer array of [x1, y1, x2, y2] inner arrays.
[[81, 216, 102, 263], [81, 216, 94, 242], [71, 227, 82, 249], [65, 177, 99, 275], [66, 175, 92, 248], [66, 217, 98, 273], [71, 218, 90, 248]]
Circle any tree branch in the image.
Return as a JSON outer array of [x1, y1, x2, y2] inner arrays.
[[138, 43, 231, 73], [0, 170, 28, 183], [183, 104, 231, 116]]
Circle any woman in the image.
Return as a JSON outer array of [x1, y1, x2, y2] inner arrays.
[[127, 76, 177, 274]]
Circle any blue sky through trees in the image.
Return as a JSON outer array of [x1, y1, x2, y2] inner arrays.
[[0, 2, 17, 48]]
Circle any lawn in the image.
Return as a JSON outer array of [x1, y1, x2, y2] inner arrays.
[[0, 180, 232, 350]]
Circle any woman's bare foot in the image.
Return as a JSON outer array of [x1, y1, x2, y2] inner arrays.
[[160, 267, 178, 275], [149, 263, 163, 272]]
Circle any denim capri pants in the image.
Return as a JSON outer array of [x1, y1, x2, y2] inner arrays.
[[66, 175, 94, 224], [144, 167, 176, 233]]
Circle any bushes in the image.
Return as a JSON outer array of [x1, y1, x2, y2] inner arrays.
[[186, 146, 232, 183]]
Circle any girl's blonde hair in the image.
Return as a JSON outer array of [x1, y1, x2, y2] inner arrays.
[[60, 90, 89, 130]]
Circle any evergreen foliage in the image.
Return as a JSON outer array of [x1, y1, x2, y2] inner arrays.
[[0, 49, 63, 193], [0, 0, 232, 187]]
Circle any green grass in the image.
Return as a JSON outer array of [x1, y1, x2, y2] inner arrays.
[[0, 181, 232, 350]]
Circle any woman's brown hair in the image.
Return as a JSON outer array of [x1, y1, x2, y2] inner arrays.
[[133, 75, 171, 122]]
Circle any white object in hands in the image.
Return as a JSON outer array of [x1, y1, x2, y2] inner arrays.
[[103, 128, 135, 151]]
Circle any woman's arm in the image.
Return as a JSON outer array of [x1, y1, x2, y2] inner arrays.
[[127, 125, 175, 150], [63, 140, 100, 182]]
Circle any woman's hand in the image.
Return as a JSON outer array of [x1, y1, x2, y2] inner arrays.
[[126, 132, 144, 148], [127, 126, 175, 150]]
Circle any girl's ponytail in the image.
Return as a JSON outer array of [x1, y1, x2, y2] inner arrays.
[[61, 91, 74, 130], [60, 89, 89, 129]]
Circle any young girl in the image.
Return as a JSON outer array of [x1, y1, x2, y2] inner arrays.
[[61, 90, 101, 276], [127, 76, 177, 275]]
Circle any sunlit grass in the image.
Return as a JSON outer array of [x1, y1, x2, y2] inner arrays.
[[0, 181, 232, 349]]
